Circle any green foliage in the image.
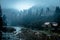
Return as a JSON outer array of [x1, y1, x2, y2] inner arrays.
[[18, 28, 60, 40]]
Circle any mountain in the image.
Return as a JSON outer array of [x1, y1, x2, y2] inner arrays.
[[2, 6, 58, 27]]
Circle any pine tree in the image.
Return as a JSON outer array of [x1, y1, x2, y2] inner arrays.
[[0, 5, 2, 40], [0, 5, 2, 27], [3, 14, 7, 26], [54, 6, 60, 23]]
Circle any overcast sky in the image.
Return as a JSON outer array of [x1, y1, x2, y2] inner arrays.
[[0, 0, 60, 9]]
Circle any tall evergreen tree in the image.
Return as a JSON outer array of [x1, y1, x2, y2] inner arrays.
[[0, 5, 2, 27], [54, 7, 60, 23], [0, 5, 2, 40], [2, 14, 7, 26]]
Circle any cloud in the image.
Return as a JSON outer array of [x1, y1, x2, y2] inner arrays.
[[1, 0, 60, 9]]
